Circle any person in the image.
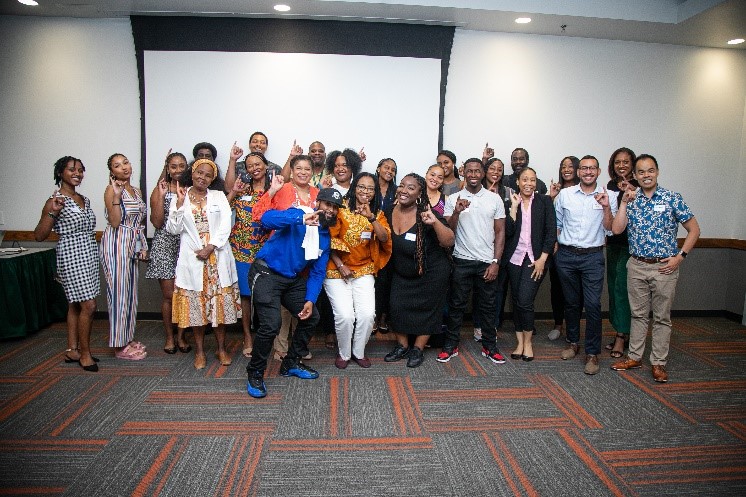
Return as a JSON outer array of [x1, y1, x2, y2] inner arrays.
[[472, 157, 512, 341], [101, 153, 148, 360], [246, 182, 343, 398], [424, 163, 446, 215], [384, 174, 454, 368], [167, 158, 240, 370], [604, 147, 638, 358], [554, 155, 617, 375], [146, 151, 191, 355], [322, 149, 363, 196], [192, 142, 217, 162], [226, 152, 273, 358], [503, 148, 548, 195], [280, 140, 327, 187], [34, 156, 100, 371], [325, 173, 392, 368], [611, 154, 700, 383], [503, 168, 556, 361], [436, 150, 461, 196], [245, 131, 283, 176], [376, 158, 398, 213], [437, 158, 507, 365], [547, 156, 581, 341]]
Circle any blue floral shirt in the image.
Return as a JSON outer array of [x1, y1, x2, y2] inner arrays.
[[626, 186, 693, 258]]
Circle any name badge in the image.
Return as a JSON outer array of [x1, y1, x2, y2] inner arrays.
[[653, 204, 666, 212], [592, 202, 603, 210], [405, 232, 417, 242], [361, 231, 372, 240], [240, 195, 252, 201]]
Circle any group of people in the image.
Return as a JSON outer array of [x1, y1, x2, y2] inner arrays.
[[34, 133, 699, 395]]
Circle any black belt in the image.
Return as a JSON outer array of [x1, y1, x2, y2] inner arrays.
[[254, 259, 269, 268], [559, 245, 603, 255], [632, 255, 664, 264]]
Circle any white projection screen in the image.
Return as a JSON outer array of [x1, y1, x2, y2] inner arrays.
[[133, 17, 455, 236]]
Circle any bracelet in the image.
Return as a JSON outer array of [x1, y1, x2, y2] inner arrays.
[[47, 211, 59, 219], [368, 217, 376, 223]]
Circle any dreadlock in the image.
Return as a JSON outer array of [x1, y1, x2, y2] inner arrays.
[[53, 156, 84, 186], [402, 172, 429, 276], [346, 172, 382, 216]]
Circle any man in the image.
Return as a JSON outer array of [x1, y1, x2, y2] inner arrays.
[[192, 142, 217, 161], [554, 155, 616, 375], [610, 154, 699, 383], [437, 158, 507, 365], [503, 148, 548, 195], [246, 185, 344, 398]]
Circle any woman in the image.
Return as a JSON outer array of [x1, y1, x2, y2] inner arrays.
[[605, 147, 638, 358], [384, 174, 455, 368], [167, 159, 240, 370], [147, 151, 190, 355], [325, 173, 392, 368], [425, 164, 446, 216], [376, 158, 398, 213], [101, 153, 148, 360], [322, 149, 363, 196], [253, 155, 319, 360], [437, 150, 460, 196], [226, 152, 272, 358], [546, 155, 580, 341], [34, 156, 100, 371], [503, 168, 557, 361]]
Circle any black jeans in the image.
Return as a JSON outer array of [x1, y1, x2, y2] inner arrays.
[[247, 261, 320, 374], [445, 258, 499, 351], [507, 255, 546, 332]]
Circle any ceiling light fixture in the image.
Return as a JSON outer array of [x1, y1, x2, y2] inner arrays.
[[274, 4, 291, 12], [727, 38, 744, 45], [18, 0, 39, 6], [515, 17, 531, 24]]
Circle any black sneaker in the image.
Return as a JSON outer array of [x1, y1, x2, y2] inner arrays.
[[247, 371, 266, 398], [280, 361, 319, 379], [384, 344, 410, 362], [406, 347, 425, 368]]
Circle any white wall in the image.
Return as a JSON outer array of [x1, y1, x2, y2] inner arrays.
[[443, 29, 746, 239], [2, 17, 746, 239], [0, 16, 140, 232]]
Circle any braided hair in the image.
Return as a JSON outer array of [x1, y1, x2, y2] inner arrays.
[[53, 156, 84, 186], [402, 172, 430, 276]]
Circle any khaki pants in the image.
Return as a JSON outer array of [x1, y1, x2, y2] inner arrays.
[[626, 257, 679, 365], [273, 307, 295, 358]]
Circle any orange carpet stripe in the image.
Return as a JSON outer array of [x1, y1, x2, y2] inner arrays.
[[630, 474, 746, 485], [603, 445, 746, 463], [491, 432, 539, 497], [146, 392, 281, 405], [0, 339, 42, 364], [662, 380, 746, 393], [0, 377, 37, 384], [386, 377, 408, 435], [426, 417, 570, 432], [0, 439, 108, 450], [531, 374, 602, 429], [403, 377, 424, 434], [718, 421, 746, 442], [621, 374, 698, 424], [117, 421, 275, 436], [395, 377, 421, 435], [343, 377, 352, 437], [218, 434, 251, 497], [458, 349, 485, 377], [329, 377, 340, 437], [416, 388, 544, 401], [238, 435, 265, 497], [558, 430, 628, 497], [152, 437, 190, 497], [49, 377, 120, 436], [131, 436, 178, 497], [0, 376, 63, 422], [482, 433, 522, 496], [24, 355, 70, 377]]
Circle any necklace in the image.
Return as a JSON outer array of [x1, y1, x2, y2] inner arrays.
[[189, 190, 207, 204]]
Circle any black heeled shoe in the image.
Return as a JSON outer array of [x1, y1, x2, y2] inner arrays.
[[521, 355, 534, 362]]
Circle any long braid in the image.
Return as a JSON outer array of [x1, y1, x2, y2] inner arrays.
[[403, 173, 429, 276]]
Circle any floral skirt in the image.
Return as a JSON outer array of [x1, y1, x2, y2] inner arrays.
[[172, 251, 241, 328]]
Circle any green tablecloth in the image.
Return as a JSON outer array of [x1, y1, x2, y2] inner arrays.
[[0, 248, 68, 338]]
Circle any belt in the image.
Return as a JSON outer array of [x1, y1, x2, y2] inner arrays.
[[254, 259, 269, 268], [632, 255, 664, 264], [559, 245, 603, 255]]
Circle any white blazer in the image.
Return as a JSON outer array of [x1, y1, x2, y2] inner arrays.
[[166, 188, 237, 292]]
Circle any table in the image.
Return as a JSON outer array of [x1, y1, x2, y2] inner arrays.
[[0, 248, 68, 338]]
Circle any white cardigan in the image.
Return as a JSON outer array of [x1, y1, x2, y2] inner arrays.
[[166, 188, 237, 292]]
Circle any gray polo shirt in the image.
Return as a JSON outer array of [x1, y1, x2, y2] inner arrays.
[[444, 187, 506, 263]]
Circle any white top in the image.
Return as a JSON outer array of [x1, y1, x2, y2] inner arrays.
[[444, 186, 506, 263], [555, 184, 618, 248]]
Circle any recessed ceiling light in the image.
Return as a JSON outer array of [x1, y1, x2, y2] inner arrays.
[[274, 4, 291, 12], [515, 17, 531, 24], [727, 38, 744, 45], [18, 0, 39, 6]]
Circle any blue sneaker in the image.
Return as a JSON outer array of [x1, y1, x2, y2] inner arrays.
[[247, 372, 267, 398], [280, 361, 319, 379]]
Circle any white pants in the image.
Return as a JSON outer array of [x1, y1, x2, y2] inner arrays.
[[323, 275, 376, 360]]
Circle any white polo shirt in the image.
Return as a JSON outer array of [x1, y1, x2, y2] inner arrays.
[[444, 187, 505, 263]]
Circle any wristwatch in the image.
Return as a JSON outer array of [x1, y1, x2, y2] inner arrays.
[[679, 250, 688, 259], [491, 258, 500, 265]]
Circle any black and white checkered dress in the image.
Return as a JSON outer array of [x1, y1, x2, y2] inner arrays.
[[145, 191, 180, 280], [53, 195, 100, 302]]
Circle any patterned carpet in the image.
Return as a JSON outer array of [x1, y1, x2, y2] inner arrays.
[[0, 317, 745, 496]]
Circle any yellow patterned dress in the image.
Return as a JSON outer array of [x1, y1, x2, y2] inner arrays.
[[172, 202, 241, 327]]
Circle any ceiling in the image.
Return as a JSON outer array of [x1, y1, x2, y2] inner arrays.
[[2, 0, 745, 50]]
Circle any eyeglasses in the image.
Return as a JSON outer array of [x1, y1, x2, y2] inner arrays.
[[356, 185, 376, 192], [579, 166, 597, 171]]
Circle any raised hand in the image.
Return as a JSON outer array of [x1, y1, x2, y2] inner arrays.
[[230, 141, 244, 161], [457, 162, 465, 178], [303, 210, 320, 226], [358, 147, 366, 162], [175, 180, 186, 208], [482, 142, 494, 161], [269, 174, 285, 195], [594, 187, 610, 208], [621, 188, 638, 204], [109, 176, 123, 197], [356, 202, 374, 222], [289, 139, 302, 158], [454, 197, 471, 213], [232, 177, 248, 193], [321, 175, 333, 188], [549, 179, 561, 199], [50, 189, 65, 213], [157, 178, 169, 196], [421, 205, 437, 225], [510, 191, 520, 208]]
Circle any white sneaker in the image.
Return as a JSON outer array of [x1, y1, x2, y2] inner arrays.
[[473, 328, 482, 341], [547, 328, 561, 341]]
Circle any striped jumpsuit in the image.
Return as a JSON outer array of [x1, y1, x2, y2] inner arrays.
[[100, 188, 148, 347]]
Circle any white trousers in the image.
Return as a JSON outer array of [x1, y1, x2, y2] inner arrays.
[[323, 275, 376, 360]]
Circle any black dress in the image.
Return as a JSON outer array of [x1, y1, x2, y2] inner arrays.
[[387, 209, 451, 335]]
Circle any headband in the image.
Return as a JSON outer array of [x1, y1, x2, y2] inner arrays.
[[192, 158, 218, 177]]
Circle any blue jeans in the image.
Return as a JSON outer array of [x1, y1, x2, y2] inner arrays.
[[554, 248, 605, 355]]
